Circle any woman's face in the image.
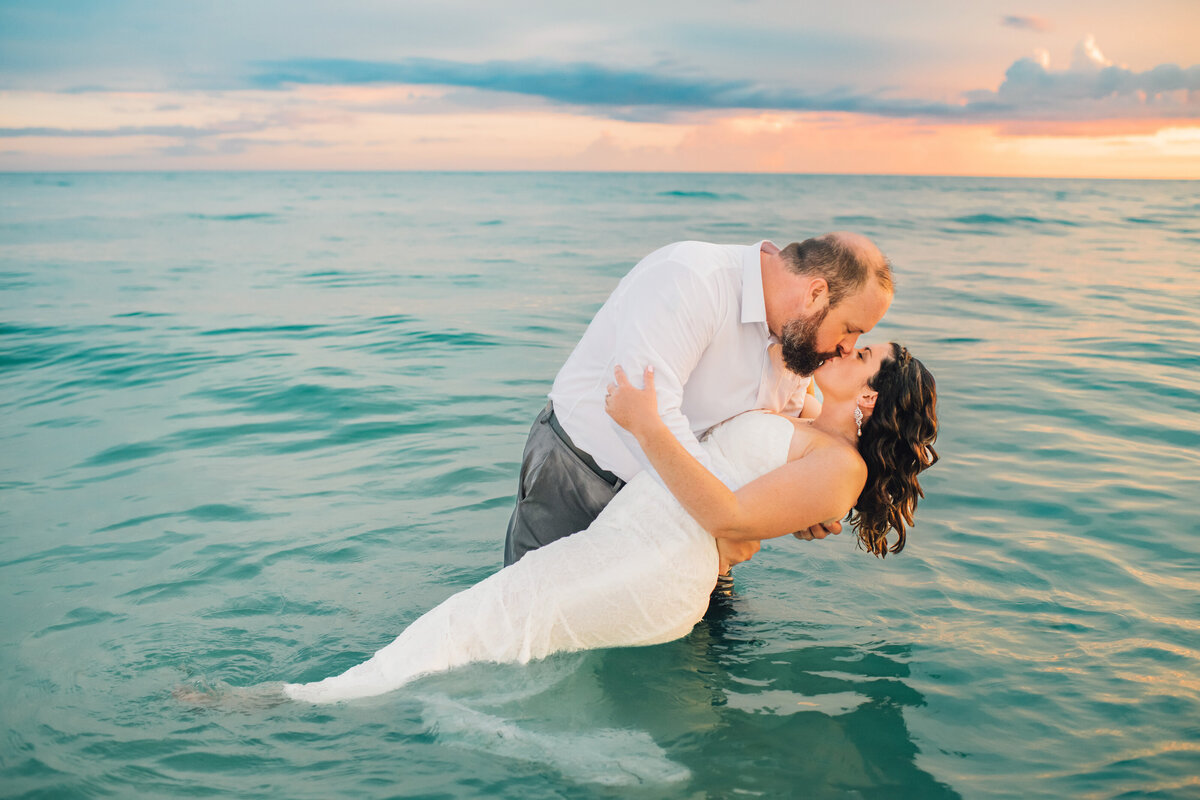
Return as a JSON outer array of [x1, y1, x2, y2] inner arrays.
[[813, 343, 888, 400]]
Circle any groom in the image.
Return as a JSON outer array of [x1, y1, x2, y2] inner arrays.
[[503, 233, 894, 568]]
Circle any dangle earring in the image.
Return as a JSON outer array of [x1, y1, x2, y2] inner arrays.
[[853, 406, 863, 437]]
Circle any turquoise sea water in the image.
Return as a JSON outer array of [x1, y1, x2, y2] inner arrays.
[[1, 172, 1197, 799]]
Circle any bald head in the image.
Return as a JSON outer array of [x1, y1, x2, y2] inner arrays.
[[779, 231, 893, 306]]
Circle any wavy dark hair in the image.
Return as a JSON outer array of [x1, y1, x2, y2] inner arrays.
[[848, 342, 939, 557]]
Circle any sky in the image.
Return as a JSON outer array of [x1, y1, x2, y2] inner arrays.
[[1, 0, 1198, 177]]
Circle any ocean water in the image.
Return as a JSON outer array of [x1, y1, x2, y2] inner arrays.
[[0, 172, 1197, 799]]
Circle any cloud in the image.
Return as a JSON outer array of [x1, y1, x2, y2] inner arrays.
[[965, 36, 1200, 118], [0, 124, 222, 139], [1072, 35, 1112, 70], [0, 111, 323, 141], [247, 45, 1199, 124], [1001, 15, 1052, 32], [161, 137, 259, 157], [248, 57, 977, 119], [4, 37, 1194, 154]]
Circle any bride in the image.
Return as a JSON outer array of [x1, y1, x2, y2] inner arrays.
[[263, 342, 937, 704]]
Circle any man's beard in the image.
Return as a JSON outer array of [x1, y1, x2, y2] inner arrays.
[[779, 307, 840, 376]]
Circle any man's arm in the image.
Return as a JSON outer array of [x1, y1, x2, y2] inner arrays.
[[603, 257, 735, 486], [798, 381, 821, 419]]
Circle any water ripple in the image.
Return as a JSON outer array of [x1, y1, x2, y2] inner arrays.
[[2, 172, 1197, 800]]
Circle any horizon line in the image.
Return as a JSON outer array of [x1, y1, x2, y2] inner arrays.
[[0, 169, 1194, 182]]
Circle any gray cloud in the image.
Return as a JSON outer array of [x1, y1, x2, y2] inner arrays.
[[248, 51, 1199, 122], [248, 57, 983, 119], [157, 136, 332, 157], [965, 45, 1200, 116], [0, 124, 228, 139], [1001, 15, 1052, 32], [0, 111, 323, 141]]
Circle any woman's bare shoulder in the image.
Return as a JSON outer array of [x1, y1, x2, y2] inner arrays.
[[782, 416, 866, 476]]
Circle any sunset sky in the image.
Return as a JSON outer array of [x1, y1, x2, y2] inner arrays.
[[1, 1, 1197, 177]]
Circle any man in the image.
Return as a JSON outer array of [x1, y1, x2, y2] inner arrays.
[[503, 232, 893, 570]]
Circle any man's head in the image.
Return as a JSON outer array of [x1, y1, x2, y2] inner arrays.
[[767, 232, 893, 376]]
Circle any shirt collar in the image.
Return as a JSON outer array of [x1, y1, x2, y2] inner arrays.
[[741, 240, 773, 327]]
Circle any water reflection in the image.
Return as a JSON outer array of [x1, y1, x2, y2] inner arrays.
[[406, 596, 958, 797], [668, 602, 959, 798]]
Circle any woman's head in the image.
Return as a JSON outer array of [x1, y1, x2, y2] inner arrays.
[[847, 342, 939, 556]]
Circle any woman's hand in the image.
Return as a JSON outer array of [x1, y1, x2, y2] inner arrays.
[[604, 365, 662, 439], [717, 537, 760, 574]]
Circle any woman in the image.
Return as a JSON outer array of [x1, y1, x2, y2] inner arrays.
[[273, 342, 937, 703]]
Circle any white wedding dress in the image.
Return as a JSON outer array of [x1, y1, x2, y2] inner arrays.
[[284, 411, 794, 704]]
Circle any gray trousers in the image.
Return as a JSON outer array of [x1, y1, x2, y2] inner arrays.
[[503, 403, 625, 567]]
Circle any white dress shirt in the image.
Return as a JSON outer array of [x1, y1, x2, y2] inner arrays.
[[549, 240, 810, 486]]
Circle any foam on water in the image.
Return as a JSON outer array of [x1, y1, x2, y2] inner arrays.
[[1, 172, 1197, 799], [420, 697, 692, 787]]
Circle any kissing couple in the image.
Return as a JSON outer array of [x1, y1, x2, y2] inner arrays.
[[195, 232, 939, 704]]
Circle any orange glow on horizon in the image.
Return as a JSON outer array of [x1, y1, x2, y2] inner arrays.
[[1, 89, 1197, 178]]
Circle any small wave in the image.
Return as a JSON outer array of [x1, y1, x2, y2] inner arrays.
[[35, 607, 126, 636], [342, 328, 508, 356], [94, 503, 273, 533], [0, 530, 193, 571], [656, 190, 744, 200], [82, 441, 171, 467], [187, 213, 277, 222], [198, 323, 325, 337], [949, 213, 1081, 228], [0, 270, 37, 290], [191, 381, 400, 420], [296, 270, 398, 288], [366, 313, 415, 324], [0, 321, 60, 337]]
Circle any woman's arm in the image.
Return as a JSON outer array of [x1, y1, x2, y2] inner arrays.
[[606, 366, 865, 542]]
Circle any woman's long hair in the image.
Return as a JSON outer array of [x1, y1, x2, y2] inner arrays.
[[848, 342, 939, 556]]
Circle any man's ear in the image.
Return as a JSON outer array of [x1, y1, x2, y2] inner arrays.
[[804, 277, 829, 312]]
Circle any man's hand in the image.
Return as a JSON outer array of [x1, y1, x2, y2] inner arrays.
[[793, 519, 843, 541], [716, 538, 760, 573]]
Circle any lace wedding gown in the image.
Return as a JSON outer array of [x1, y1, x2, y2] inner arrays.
[[284, 411, 794, 703]]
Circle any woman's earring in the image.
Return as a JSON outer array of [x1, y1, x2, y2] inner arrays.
[[853, 406, 863, 437]]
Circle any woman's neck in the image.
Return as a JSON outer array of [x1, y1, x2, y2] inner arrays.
[[811, 399, 861, 446]]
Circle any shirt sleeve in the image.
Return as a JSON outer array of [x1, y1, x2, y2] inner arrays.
[[605, 257, 737, 488], [777, 388, 806, 419], [779, 379, 811, 417]]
